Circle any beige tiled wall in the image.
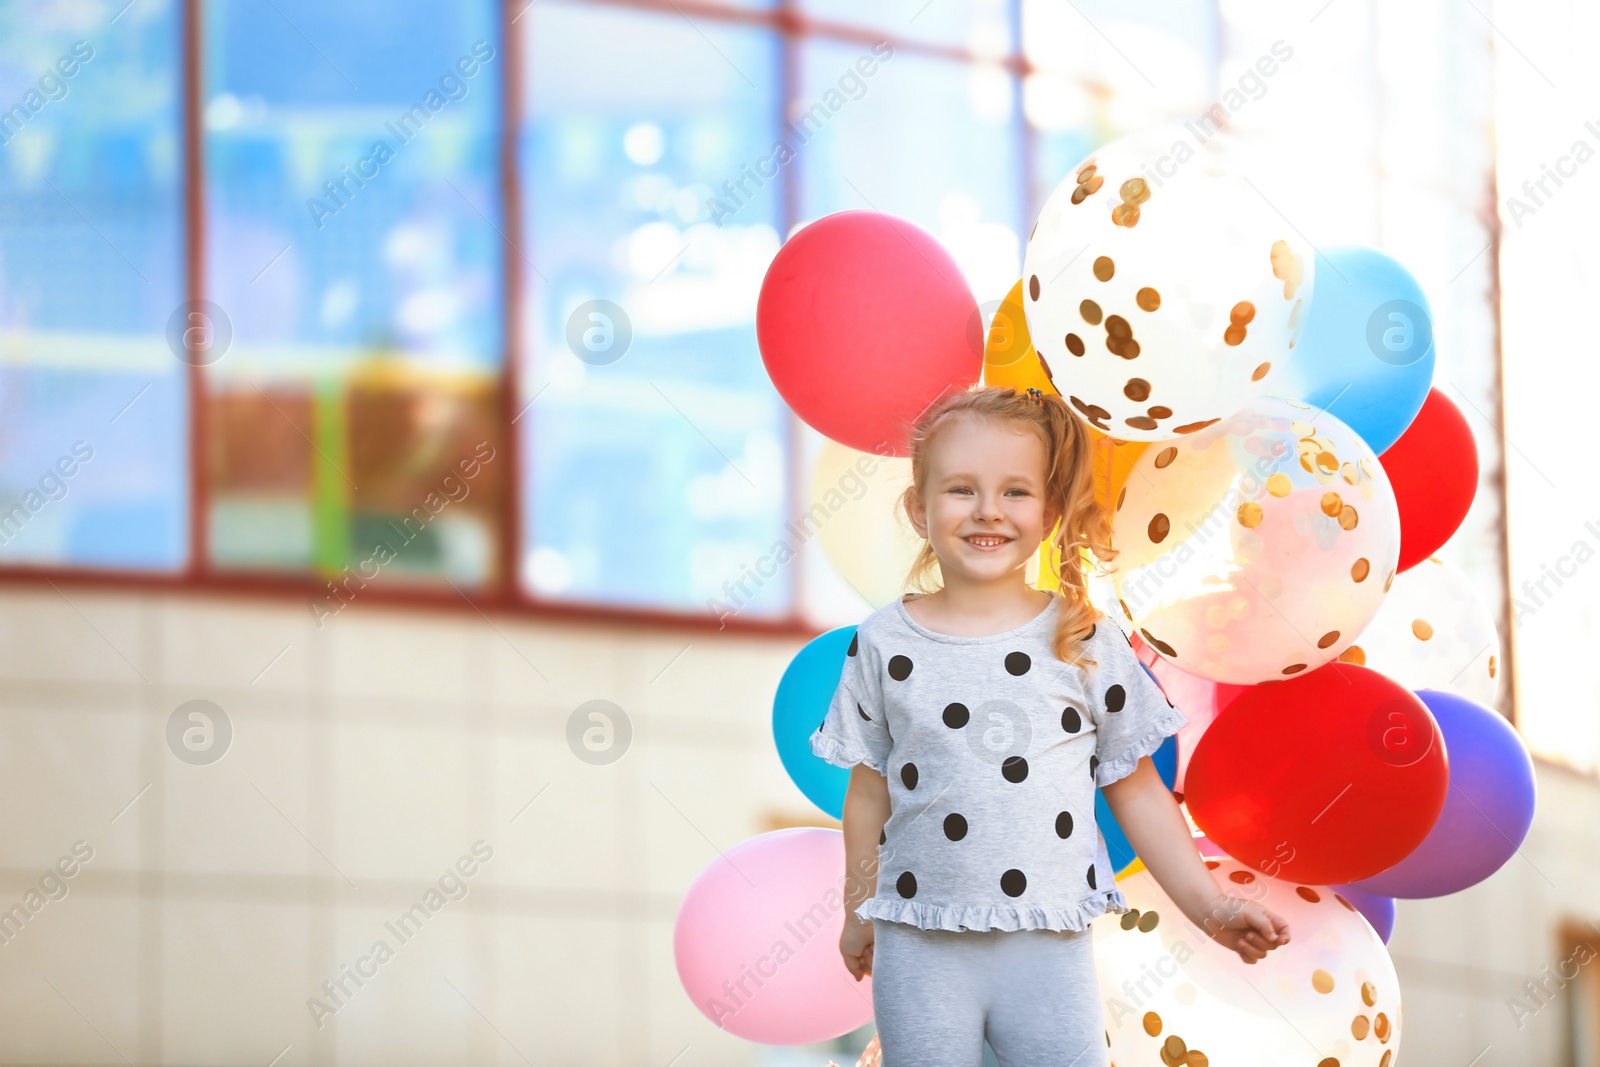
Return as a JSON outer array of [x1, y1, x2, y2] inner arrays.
[[0, 584, 1596, 1066]]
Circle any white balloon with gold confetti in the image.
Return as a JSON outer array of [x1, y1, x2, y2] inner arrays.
[[1091, 855, 1402, 1067], [1339, 555, 1501, 706], [1110, 396, 1400, 685], [1021, 125, 1313, 443]]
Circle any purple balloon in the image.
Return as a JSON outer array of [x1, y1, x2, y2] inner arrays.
[[1352, 689, 1536, 898], [1330, 883, 1396, 943]]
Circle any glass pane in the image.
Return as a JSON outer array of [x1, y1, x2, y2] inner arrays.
[[0, 2, 186, 570], [520, 4, 788, 617], [204, 0, 504, 586], [798, 41, 1024, 305]]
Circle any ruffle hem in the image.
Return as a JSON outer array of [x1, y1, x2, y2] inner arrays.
[[854, 887, 1131, 933]]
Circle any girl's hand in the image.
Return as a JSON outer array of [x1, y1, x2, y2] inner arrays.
[[840, 915, 875, 980], [1203, 894, 1291, 965]]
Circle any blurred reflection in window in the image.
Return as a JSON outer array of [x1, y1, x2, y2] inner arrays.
[[205, 0, 503, 585], [0, 1, 186, 569], [520, 4, 788, 616]]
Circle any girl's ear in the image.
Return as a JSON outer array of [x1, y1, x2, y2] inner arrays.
[[904, 489, 929, 539]]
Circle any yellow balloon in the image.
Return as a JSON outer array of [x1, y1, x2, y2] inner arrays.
[[811, 440, 922, 609], [982, 279, 1057, 394], [1116, 857, 1147, 881]]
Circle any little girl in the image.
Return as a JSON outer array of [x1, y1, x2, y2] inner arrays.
[[810, 385, 1291, 1067]]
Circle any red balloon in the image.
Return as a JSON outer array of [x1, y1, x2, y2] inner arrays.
[[1184, 663, 1448, 884], [1130, 631, 1248, 793], [756, 211, 981, 455], [1379, 388, 1478, 572]]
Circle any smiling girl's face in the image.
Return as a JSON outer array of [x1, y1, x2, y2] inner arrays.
[[906, 413, 1060, 587]]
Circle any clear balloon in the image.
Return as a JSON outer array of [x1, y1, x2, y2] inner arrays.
[[811, 439, 920, 610], [1340, 555, 1500, 707], [1093, 856, 1403, 1067], [1111, 396, 1401, 684], [1022, 125, 1313, 442]]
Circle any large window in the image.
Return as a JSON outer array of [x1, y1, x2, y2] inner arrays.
[[0, 0, 1516, 708]]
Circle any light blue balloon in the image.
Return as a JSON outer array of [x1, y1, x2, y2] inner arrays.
[[773, 626, 857, 819], [1099, 659, 1180, 872], [1278, 245, 1435, 455]]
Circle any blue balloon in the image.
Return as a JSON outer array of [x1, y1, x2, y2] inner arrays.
[[1278, 245, 1435, 455], [1329, 883, 1397, 944], [773, 626, 857, 819], [1099, 727, 1180, 873]]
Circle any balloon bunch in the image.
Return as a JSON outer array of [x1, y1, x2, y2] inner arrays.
[[673, 125, 1536, 1067]]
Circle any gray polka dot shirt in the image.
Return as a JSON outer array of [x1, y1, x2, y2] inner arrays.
[[811, 594, 1189, 933]]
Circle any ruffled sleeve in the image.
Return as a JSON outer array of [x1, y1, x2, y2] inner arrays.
[[809, 626, 892, 775], [1091, 618, 1189, 788]]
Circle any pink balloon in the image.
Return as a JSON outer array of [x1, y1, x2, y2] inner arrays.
[[757, 211, 981, 456], [674, 828, 874, 1045], [1130, 632, 1248, 792]]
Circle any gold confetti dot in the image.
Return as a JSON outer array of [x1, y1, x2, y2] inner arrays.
[[1125, 378, 1151, 402], [1352, 1015, 1371, 1040], [1137, 287, 1162, 311], [1271, 239, 1303, 299], [1252, 362, 1272, 381], [1321, 491, 1343, 516], [1204, 859, 1220, 869], [1318, 451, 1340, 473], [1121, 909, 1142, 930], [1149, 514, 1170, 543], [1230, 301, 1256, 325], [1374, 1012, 1391, 1042], [1223, 324, 1247, 346], [1338, 894, 1358, 913], [1186, 1052, 1209, 1067], [1352, 558, 1370, 582], [1339, 645, 1366, 665], [1076, 162, 1097, 182], [1106, 314, 1131, 339], [1116, 486, 1127, 511], [1291, 420, 1315, 436], [1143, 1011, 1163, 1036], [1229, 870, 1255, 884], [1137, 910, 1160, 932], [1267, 473, 1292, 497], [1071, 184, 1091, 205], [1318, 630, 1340, 648], [1148, 405, 1172, 418], [1111, 202, 1141, 227], [1338, 504, 1359, 530], [1161, 1034, 1186, 1060], [1380, 1051, 1393, 1067], [1282, 663, 1307, 674], [1119, 598, 1133, 618], [1489, 654, 1497, 678], [1316, 1060, 1340, 1067], [1412, 619, 1434, 641], [1237, 502, 1263, 528], [1080, 300, 1103, 325], [1155, 446, 1178, 469], [1312, 969, 1336, 994], [1141, 629, 1177, 657], [1341, 461, 1359, 485], [1083, 174, 1103, 194], [1094, 256, 1115, 282], [1065, 333, 1084, 357], [1126, 415, 1158, 431], [1296, 886, 1321, 903], [1175, 418, 1219, 434], [1121, 177, 1151, 204], [1384, 569, 1396, 592]]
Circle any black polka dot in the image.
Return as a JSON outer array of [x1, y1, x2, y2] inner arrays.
[[897, 871, 917, 898], [879, 829, 886, 845], [1089, 754, 1100, 779], [944, 813, 968, 841], [1105, 685, 1126, 713], [857, 702, 872, 722], [1001, 869, 1027, 897], [1086, 864, 1097, 890], [1056, 811, 1074, 838], [1061, 706, 1082, 733], [1005, 651, 1031, 676], [1002, 756, 1029, 783], [901, 763, 919, 790], [847, 632, 859, 657], [888, 655, 913, 681], [942, 703, 970, 729]]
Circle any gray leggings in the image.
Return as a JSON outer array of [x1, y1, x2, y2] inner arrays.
[[871, 918, 1109, 1067]]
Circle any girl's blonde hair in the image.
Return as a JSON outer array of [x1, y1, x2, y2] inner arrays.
[[897, 385, 1115, 669]]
